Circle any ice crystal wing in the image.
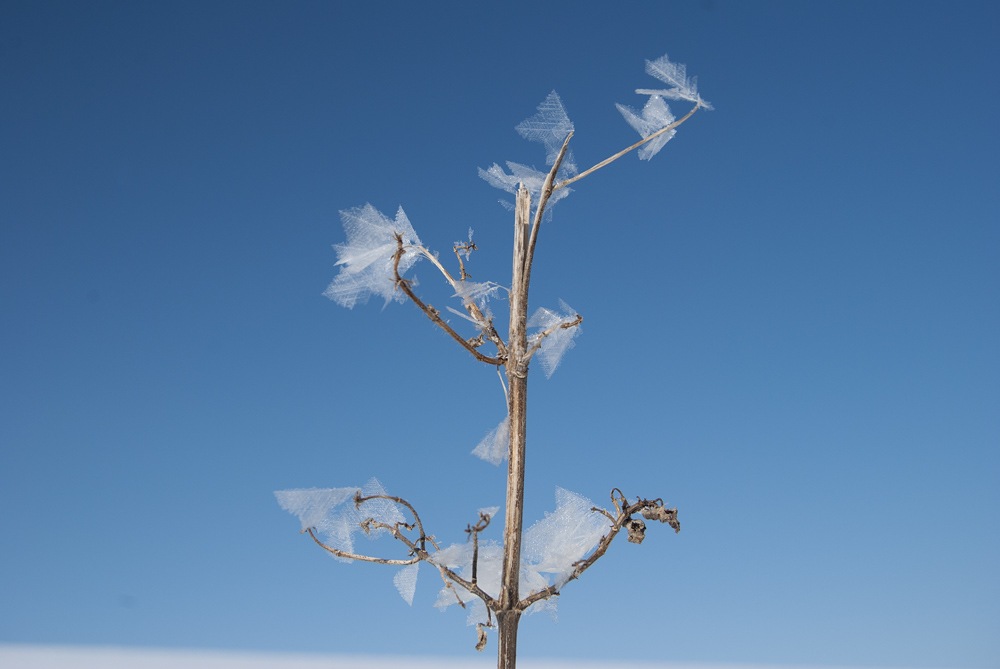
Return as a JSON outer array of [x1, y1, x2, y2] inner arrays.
[[430, 540, 503, 621], [274, 486, 361, 559], [522, 487, 611, 589], [478, 505, 501, 521], [472, 414, 509, 466], [528, 300, 581, 378], [478, 163, 520, 195], [515, 90, 577, 173], [479, 92, 578, 214], [639, 53, 713, 110], [393, 563, 419, 606], [478, 161, 573, 215], [274, 487, 357, 533], [275, 477, 405, 562], [454, 281, 504, 307], [323, 204, 423, 308], [616, 95, 677, 160]]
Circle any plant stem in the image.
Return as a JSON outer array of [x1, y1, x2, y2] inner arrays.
[[497, 185, 532, 668]]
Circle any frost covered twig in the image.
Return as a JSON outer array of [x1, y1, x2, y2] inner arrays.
[[554, 101, 702, 192], [454, 237, 477, 282], [523, 312, 582, 368], [355, 491, 433, 552], [516, 492, 679, 612], [413, 241, 509, 361], [304, 527, 420, 566], [466, 511, 492, 587], [523, 133, 573, 297], [392, 234, 505, 366]]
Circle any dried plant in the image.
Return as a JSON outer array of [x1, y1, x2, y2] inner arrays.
[[277, 53, 709, 669]]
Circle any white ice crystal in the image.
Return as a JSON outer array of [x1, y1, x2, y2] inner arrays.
[[430, 488, 609, 622], [479, 91, 578, 215], [616, 95, 677, 160], [478, 506, 501, 521], [514, 91, 577, 173], [453, 280, 505, 309], [274, 477, 406, 562], [637, 53, 713, 110], [445, 304, 492, 330], [323, 204, 423, 308], [430, 539, 504, 625], [471, 415, 509, 466], [478, 161, 573, 212], [393, 563, 419, 606], [618, 53, 711, 161], [528, 300, 581, 378], [521, 487, 611, 591]]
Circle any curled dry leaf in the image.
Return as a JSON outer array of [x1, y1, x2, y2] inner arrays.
[[625, 517, 647, 544], [476, 624, 488, 652], [642, 505, 681, 533]]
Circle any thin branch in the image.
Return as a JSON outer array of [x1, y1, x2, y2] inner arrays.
[[437, 566, 469, 609], [553, 101, 702, 192], [453, 241, 477, 281], [590, 506, 615, 523], [304, 528, 420, 566], [465, 511, 492, 587], [432, 556, 499, 611], [521, 133, 574, 296], [356, 492, 430, 551], [392, 235, 505, 366], [515, 494, 679, 612], [415, 245, 508, 359]]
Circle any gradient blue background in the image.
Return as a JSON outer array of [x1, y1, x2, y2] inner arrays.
[[2, 1, 997, 667]]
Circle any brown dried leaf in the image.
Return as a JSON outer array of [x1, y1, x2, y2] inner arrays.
[[625, 517, 646, 544], [642, 505, 680, 533]]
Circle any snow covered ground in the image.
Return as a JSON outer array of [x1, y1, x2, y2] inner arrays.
[[0, 645, 911, 669]]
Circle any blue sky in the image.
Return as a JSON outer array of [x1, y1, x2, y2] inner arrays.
[[1, 1, 997, 667]]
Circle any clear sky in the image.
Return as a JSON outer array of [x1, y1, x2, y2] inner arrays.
[[1, 1, 997, 667]]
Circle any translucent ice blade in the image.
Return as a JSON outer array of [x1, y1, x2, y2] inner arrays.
[[472, 415, 509, 466], [323, 204, 423, 308], [393, 563, 419, 606]]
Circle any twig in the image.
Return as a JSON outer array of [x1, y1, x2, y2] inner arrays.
[[392, 235, 505, 366], [553, 101, 702, 192], [515, 493, 679, 612], [521, 133, 573, 297], [453, 241, 477, 281], [522, 313, 582, 366], [305, 528, 419, 566], [356, 492, 431, 551], [466, 511, 492, 587], [415, 244, 508, 359]]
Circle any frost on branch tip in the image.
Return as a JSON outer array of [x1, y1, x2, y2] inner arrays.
[[479, 162, 573, 213], [638, 53, 713, 110], [619, 53, 711, 160], [528, 300, 582, 378], [616, 95, 677, 161], [446, 281, 503, 333], [323, 204, 423, 308], [515, 91, 577, 172], [274, 478, 405, 562], [479, 91, 577, 215]]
